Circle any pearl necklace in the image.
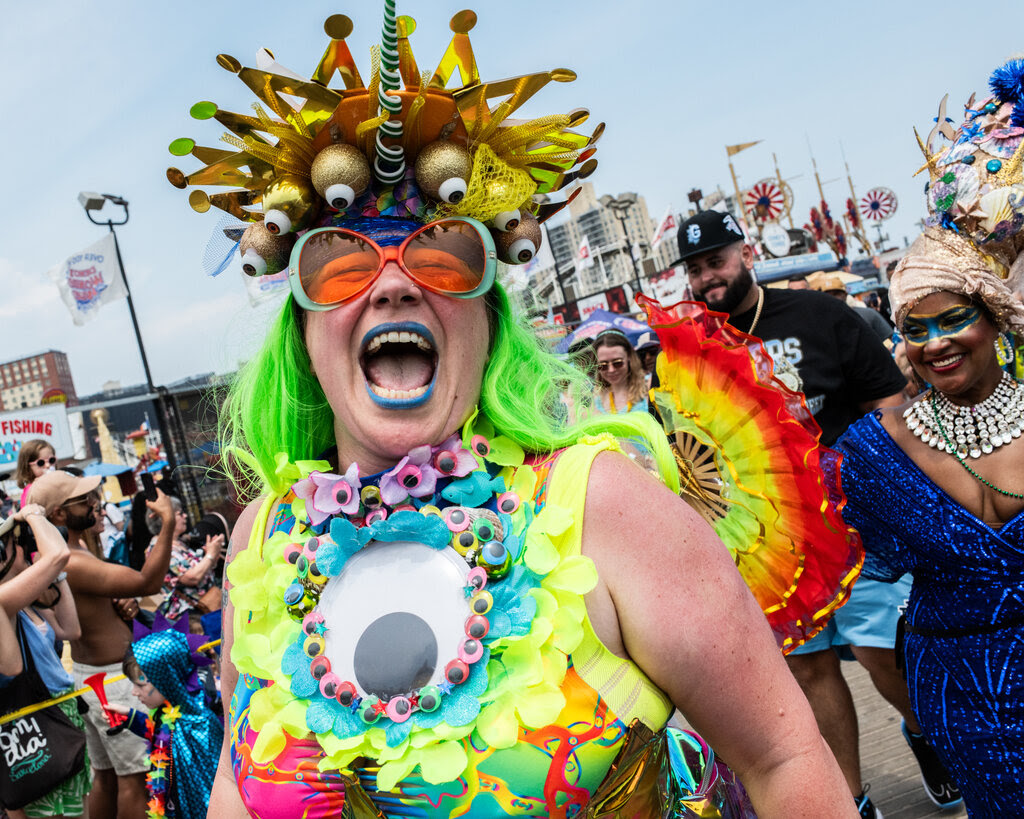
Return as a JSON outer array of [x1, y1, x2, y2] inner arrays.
[[903, 371, 1024, 459]]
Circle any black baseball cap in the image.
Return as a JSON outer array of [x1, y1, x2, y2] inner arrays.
[[673, 210, 747, 265]]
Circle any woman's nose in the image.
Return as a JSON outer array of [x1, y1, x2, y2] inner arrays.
[[368, 260, 422, 307]]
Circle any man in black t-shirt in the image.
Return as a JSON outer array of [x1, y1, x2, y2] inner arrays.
[[674, 211, 961, 814]]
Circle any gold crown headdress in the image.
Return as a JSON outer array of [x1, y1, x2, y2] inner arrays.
[[167, 3, 601, 277]]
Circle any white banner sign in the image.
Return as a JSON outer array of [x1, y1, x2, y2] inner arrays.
[[47, 233, 127, 326], [649, 206, 678, 250], [0, 404, 75, 470], [576, 235, 594, 270]]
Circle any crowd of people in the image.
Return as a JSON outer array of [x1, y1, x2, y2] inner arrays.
[[3, 5, 1023, 819], [0, 456, 227, 818]]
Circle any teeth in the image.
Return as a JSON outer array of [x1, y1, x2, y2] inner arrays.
[[368, 384, 429, 400], [931, 354, 964, 368], [364, 331, 433, 354]]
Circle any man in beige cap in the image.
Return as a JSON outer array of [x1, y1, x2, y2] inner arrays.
[[29, 471, 175, 819]]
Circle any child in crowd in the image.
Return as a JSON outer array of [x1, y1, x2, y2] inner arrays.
[[103, 613, 223, 819]]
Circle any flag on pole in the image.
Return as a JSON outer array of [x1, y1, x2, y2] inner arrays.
[[576, 234, 594, 269], [726, 140, 762, 157], [649, 206, 678, 250], [47, 234, 127, 326]]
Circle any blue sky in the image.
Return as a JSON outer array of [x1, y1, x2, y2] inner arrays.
[[4, 1, 1022, 394]]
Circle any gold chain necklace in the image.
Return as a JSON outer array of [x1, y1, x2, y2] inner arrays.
[[745, 286, 765, 336]]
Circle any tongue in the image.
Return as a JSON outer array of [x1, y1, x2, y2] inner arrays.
[[365, 349, 434, 390]]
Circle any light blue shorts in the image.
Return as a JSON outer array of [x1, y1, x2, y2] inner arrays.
[[789, 575, 912, 654]]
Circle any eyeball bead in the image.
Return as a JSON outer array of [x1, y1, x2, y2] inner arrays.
[[238, 222, 295, 276], [310, 144, 371, 211], [303, 633, 326, 658], [359, 696, 383, 724], [494, 212, 542, 265], [261, 174, 318, 234], [415, 141, 473, 204], [492, 210, 521, 232], [385, 696, 414, 723], [416, 685, 441, 713]]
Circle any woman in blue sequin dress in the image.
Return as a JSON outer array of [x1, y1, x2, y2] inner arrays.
[[835, 219, 1024, 816]]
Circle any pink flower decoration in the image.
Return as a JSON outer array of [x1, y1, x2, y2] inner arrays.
[[380, 447, 440, 505], [434, 434, 477, 477], [295, 464, 362, 526]]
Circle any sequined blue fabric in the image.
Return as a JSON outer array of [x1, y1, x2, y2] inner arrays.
[[835, 412, 1024, 816]]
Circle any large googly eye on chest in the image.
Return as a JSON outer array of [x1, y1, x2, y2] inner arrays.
[[316, 541, 486, 706]]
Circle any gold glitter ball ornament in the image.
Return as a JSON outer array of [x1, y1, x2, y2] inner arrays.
[[262, 174, 319, 234], [239, 222, 296, 276], [495, 212, 542, 265], [415, 141, 473, 204], [310, 144, 372, 211]]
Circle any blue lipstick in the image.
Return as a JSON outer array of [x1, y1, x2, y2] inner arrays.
[[360, 322, 438, 409]]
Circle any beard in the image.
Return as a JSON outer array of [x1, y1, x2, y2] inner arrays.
[[693, 264, 755, 314], [65, 510, 97, 532]]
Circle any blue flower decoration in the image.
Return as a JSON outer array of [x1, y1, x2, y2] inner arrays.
[[359, 510, 450, 550], [317, 518, 362, 575]]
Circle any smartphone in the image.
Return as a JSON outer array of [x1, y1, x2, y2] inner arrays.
[[141, 472, 157, 502]]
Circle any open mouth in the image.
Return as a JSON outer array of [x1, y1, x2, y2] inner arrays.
[[359, 322, 438, 408], [927, 353, 965, 373]]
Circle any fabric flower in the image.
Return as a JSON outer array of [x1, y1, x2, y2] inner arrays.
[[305, 464, 362, 523], [433, 434, 477, 477]]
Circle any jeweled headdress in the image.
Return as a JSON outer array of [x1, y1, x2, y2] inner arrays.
[[167, 2, 600, 277], [893, 59, 1024, 328]]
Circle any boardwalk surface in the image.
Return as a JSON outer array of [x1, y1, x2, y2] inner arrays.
[[844, 661, 967, 819]]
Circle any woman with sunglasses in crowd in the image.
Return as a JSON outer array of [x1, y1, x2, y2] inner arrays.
[[0, 504, 87, 818], [592, 330, 649, 414], [15, 439, 56, 508], [181, 7, 855, 817]]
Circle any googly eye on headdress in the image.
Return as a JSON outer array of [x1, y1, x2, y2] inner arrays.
[[311, 143, 372, 212], [261, 174, 319, 235], [415, 141, 473, 204], [493, 211, 542, 264], [238, 222, 296, 277]]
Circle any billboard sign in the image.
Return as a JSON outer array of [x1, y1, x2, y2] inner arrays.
[[0, 405, 75, 470]]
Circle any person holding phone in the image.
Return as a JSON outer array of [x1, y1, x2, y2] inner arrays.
[[144, 495, 224, 618], [28, 470, 177, 819]]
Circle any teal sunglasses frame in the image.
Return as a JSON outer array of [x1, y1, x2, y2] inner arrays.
[[288, 216, 498, 311]]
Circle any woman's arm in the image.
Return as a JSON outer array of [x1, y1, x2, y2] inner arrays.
[[207, 500, 261, 817], [583, 451, 856, 818], [0, 607, 22, 676], [175, 535, 225, 587], [0, 505, 69, 616], [38, 572, 81, 641], [68, 490, 176, 598]]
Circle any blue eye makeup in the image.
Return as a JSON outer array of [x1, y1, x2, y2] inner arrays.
[[902, 305, 982, 345]]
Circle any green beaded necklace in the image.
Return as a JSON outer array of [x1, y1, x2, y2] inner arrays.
[[930, 391, 1024, 499]]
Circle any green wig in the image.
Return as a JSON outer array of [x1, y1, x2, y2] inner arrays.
[[220, 282, 677, 499]]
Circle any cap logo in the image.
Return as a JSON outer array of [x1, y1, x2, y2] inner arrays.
[[686, 224, 702, 245], [723, 214, 743, 236]]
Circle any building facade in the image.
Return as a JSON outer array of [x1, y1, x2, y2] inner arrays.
[[528, 183, 680, 308], [0, 350, 78, 410]]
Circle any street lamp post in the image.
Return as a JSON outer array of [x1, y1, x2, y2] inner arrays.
[[78, 193, 156, 394], [77, 192, 202, 517], [601, 192, 644, 298]]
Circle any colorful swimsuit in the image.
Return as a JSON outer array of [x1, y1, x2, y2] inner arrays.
[[227, 436, 674, 818]]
